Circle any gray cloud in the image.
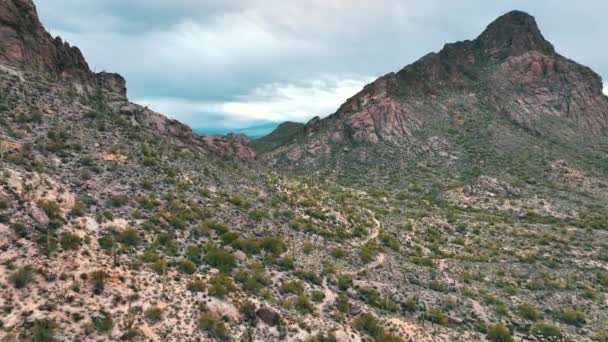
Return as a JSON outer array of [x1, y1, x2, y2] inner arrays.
[[35, 0, 608, 130]]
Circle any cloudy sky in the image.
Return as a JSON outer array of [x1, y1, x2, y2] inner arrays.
[[36, 0, 608, 134]]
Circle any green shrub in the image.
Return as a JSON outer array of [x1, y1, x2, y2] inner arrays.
[[412, 257, 435, 268], [208, 274, 236, 298], [69, 201, 87, 218], [598, 271, 608, 287], [150, 259, 167, 275], [353, 313, 403, 342], [154, 232, 175, 248], [560, 308, 585, 326], [597, 331, 608, 342], [98, 233, 115, 250], [220, 231, 240, 245], [198, 312, 229, 341], [336, 293, 349, 313], [331, 247, 346, 258], [36, 233, 58, 256], [92, 311, 113, 332], [517, 303, 542, 321], [11, 222, 27, 238], [360, 242, 379, 264], [486, 323, 513, 342], [144, 306, 163, 324], [234, 263, 270, 294], [530, 322, 562, 340], [177, 259, 197, 274], [118, 228, 140, 246], [202, 220, 228, 234], [91, 270, 107, 295], [278, 256, 294, 270], [227, 195, 245, 207], [305, 208, 326, 220], [60, 233, 82, 250], [302, 242, 315, 254], [107, 194, 129, 207], [353, 313, 383, 338], [429, 280, 447, 292], [38, 200, 62, 220], [140, 251, 161, 263], [460, 271, 483, 283], [191, 223, 211, 238], [358, 288, 398, 311], [204, 245, 237, 273], [31, 319, 57, 342], [307, 331, 338, 342], [259, 236, 286, 255], [10, 266, 33, 288], [187, 280, 206, 292], [423, 309, 449, 325], [280, 280, 305, 295], [311, 290, 325, 303], [297, 270, 321, 285], [185, 245, 203, 265], [249, 208, 269, 221], [380, 233, 400, 251], [294, 294, 315, 314], [337, 275, 352, 291]]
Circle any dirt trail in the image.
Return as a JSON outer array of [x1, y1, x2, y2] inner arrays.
[[343, 209, 385, 276], [352, 209, 381, 247], [318, 210, 387, 313], [318, 276, 337, 312]]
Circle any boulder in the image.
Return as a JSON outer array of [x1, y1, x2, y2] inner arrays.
[[256, 307, 281, 326]]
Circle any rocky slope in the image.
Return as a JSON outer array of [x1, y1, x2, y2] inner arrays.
[[1, 2, 608, 342], [258, 11, 608, 164], [0, 0, 255, 161]]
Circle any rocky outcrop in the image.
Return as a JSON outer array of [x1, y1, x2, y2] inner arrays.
[[488, 51, 608, 135], [99, 72, 127, 100], [0, 0, 92, 81], [0, 0, 131, 101], [201, 133, 256, 161], [256, 307, 281, 326], [304, 116, 321, 136]]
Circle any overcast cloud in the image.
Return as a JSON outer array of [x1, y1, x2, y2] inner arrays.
[[35, 0, 608, 132]]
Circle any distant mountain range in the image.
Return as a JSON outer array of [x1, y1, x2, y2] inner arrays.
[[193, 122, 281, 139]]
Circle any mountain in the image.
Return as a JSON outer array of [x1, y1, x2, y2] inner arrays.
[[1, 2, 608, 342], [194, 122, 281, 140], [257, 11, 608, 165]]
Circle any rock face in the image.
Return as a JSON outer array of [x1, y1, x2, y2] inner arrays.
[[0, 0, 92, 82], [260, 10, 608, 161], [488, 51, 608, 135], [201, 133, 256, 161], [0, 0, 255, 160]]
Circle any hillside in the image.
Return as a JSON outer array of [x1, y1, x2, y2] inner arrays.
[[1, 2, 608, 342]]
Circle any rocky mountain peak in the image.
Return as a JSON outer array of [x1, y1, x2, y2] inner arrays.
[[475, 10, 555, 58]]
